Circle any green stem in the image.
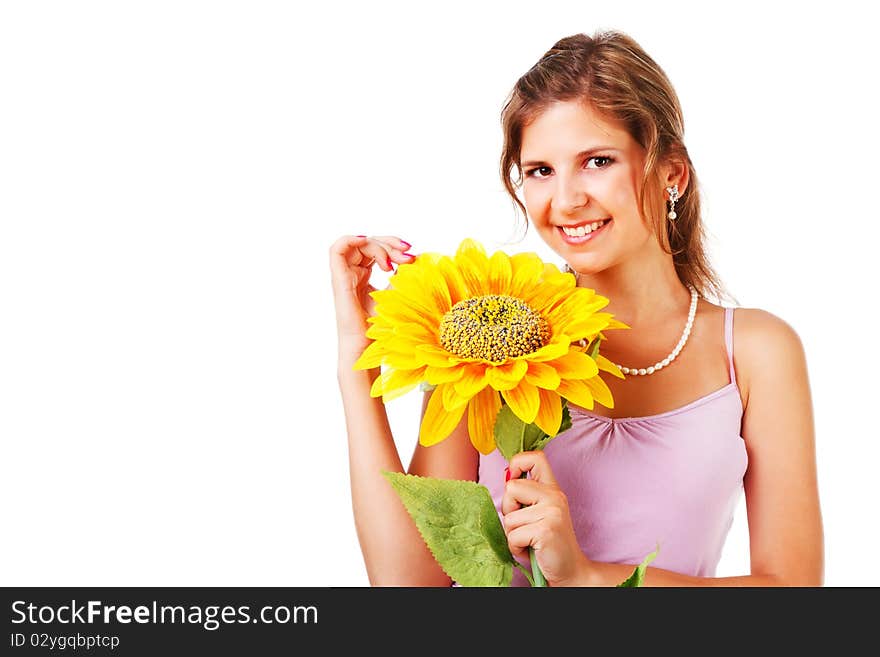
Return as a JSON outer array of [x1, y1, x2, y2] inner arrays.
[[513, 561, 535, 587], [518, 471, 548, 587], [530, 547, 547, 587]]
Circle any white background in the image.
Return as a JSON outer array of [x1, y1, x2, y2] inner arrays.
[[1, 1, 877, 586]]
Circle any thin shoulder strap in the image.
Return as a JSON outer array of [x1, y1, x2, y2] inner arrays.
[[724, 306, 737, 386]]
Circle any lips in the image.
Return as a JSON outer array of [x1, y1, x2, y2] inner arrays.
[[559, 218, 610, 229], [557, 218, 612, 244]]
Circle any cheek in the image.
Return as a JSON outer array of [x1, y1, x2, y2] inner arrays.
[[607, 171, 639, 210], [607, 174, 649, 230], [523, 185, 549, 220]]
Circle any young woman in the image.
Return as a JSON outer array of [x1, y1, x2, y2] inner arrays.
[[329, 30, 823, 586]]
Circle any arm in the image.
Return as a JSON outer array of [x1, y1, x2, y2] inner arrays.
[[331, 233, 479, 585], [730, 308, 824, 585], [505, 309, 824, 587], [337, 356, 479, 586]]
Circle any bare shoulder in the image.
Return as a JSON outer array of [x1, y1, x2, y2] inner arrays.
[[733, 307, 805, 358], [729, 307, 822, 584], [732, 307, 808, 411]]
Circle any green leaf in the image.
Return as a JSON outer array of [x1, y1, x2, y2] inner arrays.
[[531, 402, 572, 451], [494, 404, 529, 460], [616, 545, 660, 587], [587, 335, 602, 359], [493, 400, 573, 460], [558, 400, 573, 434], [382, 471, 514, 587]]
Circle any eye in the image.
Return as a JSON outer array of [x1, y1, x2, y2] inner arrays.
[[586, 156, 613, 169], [524, 156, 614, 179], [524, 166, 552, 179]]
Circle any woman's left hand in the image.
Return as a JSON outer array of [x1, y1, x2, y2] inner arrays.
[[502, 450, 593, 586]]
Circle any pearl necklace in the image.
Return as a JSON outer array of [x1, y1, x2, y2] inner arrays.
[[611, 286, 699, 375], [567, 266, 699, 376]]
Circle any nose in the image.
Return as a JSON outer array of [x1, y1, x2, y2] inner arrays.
[[552, 172, 589, 214]]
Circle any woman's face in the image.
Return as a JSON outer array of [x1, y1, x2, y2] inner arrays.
[[520, 100, 657, 274]]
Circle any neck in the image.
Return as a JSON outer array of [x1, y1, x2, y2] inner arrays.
[[572, 254, 692, 330]]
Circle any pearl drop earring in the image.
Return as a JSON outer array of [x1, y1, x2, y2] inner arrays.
[[666, 184, 679, 220]]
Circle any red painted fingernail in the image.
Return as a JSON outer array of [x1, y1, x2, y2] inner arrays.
[[402, 252, 415, 260], [356, 235, 366, 237], [386, 256, 393, 269], [401, 240, 412, 249], [504, 467, 511, 482]]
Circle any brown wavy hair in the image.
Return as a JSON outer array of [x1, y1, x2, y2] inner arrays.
[[499, 30, 736, 305]]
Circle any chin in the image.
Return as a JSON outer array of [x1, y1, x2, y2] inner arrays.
[[566, 254, 615, 277]]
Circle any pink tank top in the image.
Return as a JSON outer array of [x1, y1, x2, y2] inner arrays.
[[478, 306, 748, 585]]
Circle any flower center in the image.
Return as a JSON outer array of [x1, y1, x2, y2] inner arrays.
[[438, 294, 551, 363]]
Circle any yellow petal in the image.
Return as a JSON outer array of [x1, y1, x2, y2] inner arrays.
[[383, 351, 421, 369], [486, 359, 528, 391], [527, 338, 572, 363], [369, 370, 386, 398], [436, 255, 471, 306], [373, 293, 439, 335], [487, 250, 512, 295], [562, 314, 617, 341], [453, 363, 490, 398], [605, 317, 631, 331], [383, 334, 425, 353], [392, 321, 438, 344], [413, 343, 455, 367], [545, 289, 609, 333], [370, 366, 426, 401], [522, 272, 573, 313], [551, 349, 599, 379], [468, 387, 502, 455], [454, 238, 491, 297], [524, 360, 561, 390], [595, 354, 625, 379], [533, 388, 563, 436], [382, 382, 420, 403], [585, 374, 614, 409], [352, 341, 388, 370], [425, 364, 465, 385], [419, 384, 468, 447], [500, 380, 540, 425], [442, 379, 470, 410], [556, 378, 595, 410], [508, 252, 546, 300], [365, 324, 394, 340], [389, 256, 452, 315]]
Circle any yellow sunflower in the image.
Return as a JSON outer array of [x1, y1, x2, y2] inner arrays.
[[353, 238, 628, 455]]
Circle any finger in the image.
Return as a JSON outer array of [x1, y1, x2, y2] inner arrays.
[[369, 236, 417, 266], [329, 234, 369, 261], [500, 478, 549, 515], [507, 524, 538, 554], [360, 238, 409, 272], [508, 450, 559, 486], [502, 504, 545, 533], [329, 234, 371, 268], [329, 235, 393, 272], [370, 235, 414, 253]]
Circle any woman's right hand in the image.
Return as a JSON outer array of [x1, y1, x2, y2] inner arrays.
[[329, 234, 414, 354]]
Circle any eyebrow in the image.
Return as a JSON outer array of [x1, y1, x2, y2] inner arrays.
[[521, 146, 619, 169]]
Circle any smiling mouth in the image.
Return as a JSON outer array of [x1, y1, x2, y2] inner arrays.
[[558, 218, 611, 238]]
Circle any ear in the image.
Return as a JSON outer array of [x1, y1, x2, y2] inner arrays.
[[661, 153, 690, 199]]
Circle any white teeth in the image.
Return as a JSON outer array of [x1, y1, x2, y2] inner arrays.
[[562, 219, 606, 237]]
